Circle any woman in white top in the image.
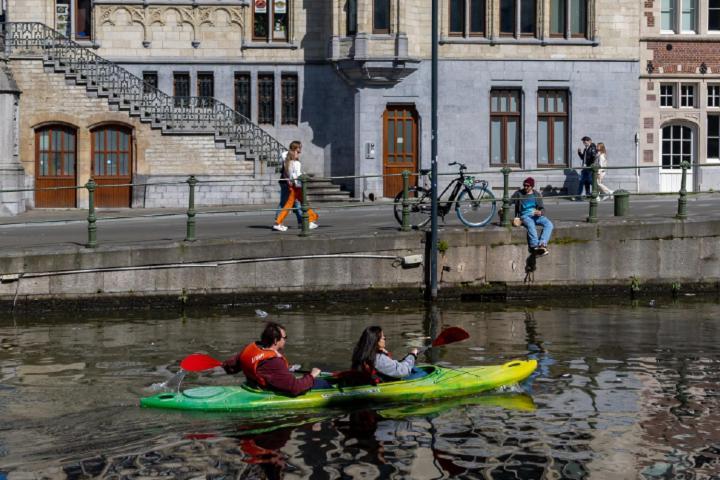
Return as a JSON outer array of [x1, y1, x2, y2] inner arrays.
[[596, 142, 614, 200], [273, 141, 319, 231]]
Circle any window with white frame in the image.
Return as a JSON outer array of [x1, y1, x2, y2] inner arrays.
[[680, 84, 696, 107], [709, 85, 720, 107], [711, 0, 720, 31], [661, 0, 698, 33], [661, 124, 693, 169], [709, 115, 720, 159], [660, 84, 675, 107]]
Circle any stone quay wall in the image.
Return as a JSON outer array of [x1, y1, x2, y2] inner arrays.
[[1, 218, 718, 310]]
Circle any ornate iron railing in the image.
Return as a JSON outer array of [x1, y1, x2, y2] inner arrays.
[[1, 22, 285, 168]]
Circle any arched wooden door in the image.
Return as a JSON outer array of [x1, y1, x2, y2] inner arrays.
[[91, 126, 133, 207], [383, 106, 419, 198], [35, 126, 77, 208]]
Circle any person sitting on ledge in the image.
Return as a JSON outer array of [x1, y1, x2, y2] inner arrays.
[[222, 321, 330, 396], [511, 177, 554, 257]]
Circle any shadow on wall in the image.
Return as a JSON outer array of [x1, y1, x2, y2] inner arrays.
[[300, 3, 356, 196], [536, 169, 580, 197]]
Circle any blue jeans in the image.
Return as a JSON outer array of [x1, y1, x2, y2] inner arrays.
[[276, 182, 303, 225], [522, 214, 553, 248], [577, 168, 593, 196]]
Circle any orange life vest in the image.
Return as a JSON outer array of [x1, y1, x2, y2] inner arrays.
[[360, 351, 393, 385], [238, 342, 289, 387]]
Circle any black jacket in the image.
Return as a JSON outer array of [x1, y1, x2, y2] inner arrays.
[[578, 143, 597, 167]]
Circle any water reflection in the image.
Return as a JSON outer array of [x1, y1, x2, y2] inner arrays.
[[1, 299, 720, 478]]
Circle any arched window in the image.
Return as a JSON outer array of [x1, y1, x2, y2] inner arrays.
[[661, 124, 693, 169], [35, 125, 77, 207], [91, 125, 133, 207]]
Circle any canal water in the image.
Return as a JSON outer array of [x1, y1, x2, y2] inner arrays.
[[1, 298, 719, 479]]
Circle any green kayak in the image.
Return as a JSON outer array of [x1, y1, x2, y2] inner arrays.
[[140, 360, 537, 412]]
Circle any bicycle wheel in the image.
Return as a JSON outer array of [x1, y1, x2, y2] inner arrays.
[[455, 185, 496, 227], [393, 186, 432, 229]]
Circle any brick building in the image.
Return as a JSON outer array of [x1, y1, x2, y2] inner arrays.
[[0, 1, 641, 213], [640, 0, 720, 192]]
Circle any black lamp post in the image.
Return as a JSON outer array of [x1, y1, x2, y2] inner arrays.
[[428, 0, 439, 300]]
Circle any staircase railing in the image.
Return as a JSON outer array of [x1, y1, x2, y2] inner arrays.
[[1, 22, 285, 169]]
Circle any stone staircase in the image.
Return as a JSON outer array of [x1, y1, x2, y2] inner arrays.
[[305, 176, 352, 202], [1, 22, 284, 170]]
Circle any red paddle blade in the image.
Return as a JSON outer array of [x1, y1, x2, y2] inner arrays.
[[432, 327, 470, 347], [180, 353, 222, 372]]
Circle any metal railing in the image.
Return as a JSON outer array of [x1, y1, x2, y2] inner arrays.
[[0, 162, 714, 248], [1, 22, 285, 168]]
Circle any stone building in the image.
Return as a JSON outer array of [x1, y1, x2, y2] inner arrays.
[[0, 0, 640, 213], [640, 0, 720, 193]]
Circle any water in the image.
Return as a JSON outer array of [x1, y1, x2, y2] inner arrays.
[[1, 298, 719, 479]]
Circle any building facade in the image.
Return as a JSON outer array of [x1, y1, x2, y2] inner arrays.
[[0, 0, 641, 213], [640, 0, 720, 193]]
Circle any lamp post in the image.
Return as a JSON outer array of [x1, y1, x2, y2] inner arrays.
[[428, 0, 439, 301]]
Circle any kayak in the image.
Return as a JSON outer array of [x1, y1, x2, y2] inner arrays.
[[140, 360, 537, 412]]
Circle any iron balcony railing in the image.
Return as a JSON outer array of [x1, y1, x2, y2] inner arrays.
[[1, 22, 285, 168]]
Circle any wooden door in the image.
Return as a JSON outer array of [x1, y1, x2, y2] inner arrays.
[[383, 106, 418, 197], [92, 126, 133, 207], [35, 126, 77, 208]]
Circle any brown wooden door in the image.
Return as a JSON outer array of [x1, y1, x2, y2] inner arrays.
[[383, 106, 418, 197], [92, 126, 133, 207], [35, 126, 77, 208]]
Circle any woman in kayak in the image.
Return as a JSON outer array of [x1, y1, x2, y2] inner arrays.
[[350, 326, 421, 383], [222, 321, 330, 396]]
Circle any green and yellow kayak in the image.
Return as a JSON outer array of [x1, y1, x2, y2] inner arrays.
[[140, 360, 537, 412]]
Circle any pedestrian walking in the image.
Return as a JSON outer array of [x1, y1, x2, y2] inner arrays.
[[576, 136, 597, 200], [275, 147, 303, 227], [595, 142, 614, 200], [512, 177, 553, 256], [272, 141, 319, 231]]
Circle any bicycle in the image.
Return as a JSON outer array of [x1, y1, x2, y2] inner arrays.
[[393, 162, 497, 229]]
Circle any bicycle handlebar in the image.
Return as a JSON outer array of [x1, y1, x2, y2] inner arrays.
[[448, 161, 467, 171]]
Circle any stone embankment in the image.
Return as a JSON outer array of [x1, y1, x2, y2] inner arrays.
[[1, 216, 718, 312]]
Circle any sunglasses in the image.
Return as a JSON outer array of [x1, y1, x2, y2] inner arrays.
[[523, 184, 532, 188]]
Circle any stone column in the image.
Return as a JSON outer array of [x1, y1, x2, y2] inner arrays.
[[0, 58, 25, 216]]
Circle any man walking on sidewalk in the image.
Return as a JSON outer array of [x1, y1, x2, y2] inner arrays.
[[576, 136, 597, 200]]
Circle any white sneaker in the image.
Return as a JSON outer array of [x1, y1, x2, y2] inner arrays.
[[309, 222, 319, 230], [272, 224, 288, 232]]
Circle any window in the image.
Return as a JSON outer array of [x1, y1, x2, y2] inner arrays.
[[500, 0, 516, 35], [680, 84, 695, 107], [281, 74, 298, 125], [660, 84, 675, 107], [92, 127, 131, 177], [258, 73, 275, 124], [661, 0, 697, 33], [709, 85, 720, 107], [75, 0, 92, 40], [500, 0, 536, 37], [142, 72, 158, 94], [254, 0, 290, 41], [347, 0, 358, 35], [549, 0, 587, 38], [537, 90, 568, 166], [234, 73, 251, 119], [710, 0, 720, 31], [37, 126, 76, 177], [449, 0, 486, 36], [661, 124, 693, 169], [197, 72, 214, 108], [374, 0, 391, 33], [709, 115, 720, 159], [173, 72, 190, 108], [490, 89, 521, 166]]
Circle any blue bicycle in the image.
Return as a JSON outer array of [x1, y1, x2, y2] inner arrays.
[[393, 162, 496, 229]]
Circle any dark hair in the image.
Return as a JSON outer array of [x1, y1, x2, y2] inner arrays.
[[260, 322, 286, 348], [581, 136, 592, 142], [351, 326, 383, 371], [288, 140, 302, 152]]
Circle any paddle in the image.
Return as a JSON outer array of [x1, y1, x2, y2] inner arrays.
[[178, 326, 470, 373]]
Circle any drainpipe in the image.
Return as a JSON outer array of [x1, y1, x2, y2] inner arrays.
[[634, 132, 640, 193]]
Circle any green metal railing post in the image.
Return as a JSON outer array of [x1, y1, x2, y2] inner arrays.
[[300, 175, 310, 237], [401, 170, 411, 231], [587, 164, 599, 223], [185, 175, 197, 242], [85, 178, 97, 248], [501, 167, 512, 227], [676, 161, 689, 220]]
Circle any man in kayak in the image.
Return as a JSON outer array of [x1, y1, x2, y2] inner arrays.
[[222, 322, 327, 396]]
